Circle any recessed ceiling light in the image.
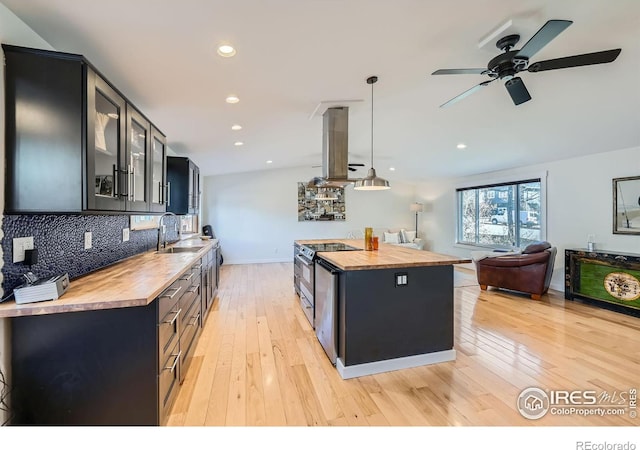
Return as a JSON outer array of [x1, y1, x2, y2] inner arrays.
[[226, 95, 240, 104], [234, 141, 244, 146], [266, 160, 273, 164], [457, 143, 467, 149], [389, 167, 396, 171], [217, 44, 236, 57], [231, 124, 242, 131]]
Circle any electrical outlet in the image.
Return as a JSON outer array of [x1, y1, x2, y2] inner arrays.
[[395, 272, 408, 286], [84, 231, 92, 250], [13, 236, 34, 263], [123, 228, 130, 242]]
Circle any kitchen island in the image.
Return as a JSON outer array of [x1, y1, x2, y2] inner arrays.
[[295, 239, 470, 379]]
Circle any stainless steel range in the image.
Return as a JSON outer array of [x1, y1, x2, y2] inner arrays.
[[293, 242, 360, 328]]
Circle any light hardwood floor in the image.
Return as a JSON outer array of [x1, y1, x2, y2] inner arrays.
[[166, 263, 640, 426]]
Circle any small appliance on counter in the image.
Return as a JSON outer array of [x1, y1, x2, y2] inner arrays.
[[13, 272, 70, 304]]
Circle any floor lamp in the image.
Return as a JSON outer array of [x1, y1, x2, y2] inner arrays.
[[410, 202, 424, 237]]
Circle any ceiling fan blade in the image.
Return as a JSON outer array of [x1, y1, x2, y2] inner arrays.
[[528, 48, 622, 72], [515, 19, 573, 60], [432, 68, 486, 75], [440, 79, 495, 108], [504, 77, 531, 105]]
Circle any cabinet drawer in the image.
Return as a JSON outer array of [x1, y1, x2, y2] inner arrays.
[[158, 303, 181, 371], [180, 302, 202, 378], [179, 287, 199, 331], [157, 281, 182, 319], [188, 261, 202, 287], [159, 339, 180, 423]]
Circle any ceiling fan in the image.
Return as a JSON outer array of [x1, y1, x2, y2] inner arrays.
[[431, 19, 622, 107]]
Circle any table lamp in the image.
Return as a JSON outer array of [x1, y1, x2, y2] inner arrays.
[[410, 202, 424, 236]]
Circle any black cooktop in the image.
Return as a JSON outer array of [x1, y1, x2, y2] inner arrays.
[[304, 242, 361, 252]]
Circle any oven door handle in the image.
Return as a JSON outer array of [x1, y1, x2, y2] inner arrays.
[[295, 254, 312, 266]]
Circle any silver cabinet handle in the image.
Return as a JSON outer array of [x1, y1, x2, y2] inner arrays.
[[161, 285, 182, 300], [112, 164, 118, 198], [180, 272, 194, 282], [166, 182, 171, 206], [128, 163, 134, 201], [187, 286, 199, 293], [189, 312, 201, 327], [159, 182, 163, 205], [165, 350, 181, 373], [164, 308, 182, 326]]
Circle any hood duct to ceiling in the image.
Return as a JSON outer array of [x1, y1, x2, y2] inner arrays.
[[307, 107, 357, 188]]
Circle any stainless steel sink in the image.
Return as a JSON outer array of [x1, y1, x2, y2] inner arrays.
[[157, 246, 203, 254]]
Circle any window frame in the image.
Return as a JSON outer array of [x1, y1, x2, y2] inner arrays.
[[454, 172, 547, 250]]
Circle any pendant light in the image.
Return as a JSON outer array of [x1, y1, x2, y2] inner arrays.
[[354, 76, 390, 191]]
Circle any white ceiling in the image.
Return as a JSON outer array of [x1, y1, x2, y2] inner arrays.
[[2, 0, 639, 182]]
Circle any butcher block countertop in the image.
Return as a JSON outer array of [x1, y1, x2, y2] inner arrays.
[[295, 239, 471, 271], [0, 238, 217, 319]]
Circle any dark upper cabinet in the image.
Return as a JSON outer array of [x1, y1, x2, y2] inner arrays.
[[2, 44, 165, 214], [125, 105, 151, 212], [167, 156, 199, 215], [87, 71, 127, 211], [149, 126, 167, 213]]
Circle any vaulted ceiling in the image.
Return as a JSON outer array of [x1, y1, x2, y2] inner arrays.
[[2, 0, 639, 182]]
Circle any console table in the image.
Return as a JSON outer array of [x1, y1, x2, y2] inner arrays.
[[565, 249, 640, 317]]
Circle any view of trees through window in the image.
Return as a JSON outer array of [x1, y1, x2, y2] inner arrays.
[[457, 179, 542, 248]]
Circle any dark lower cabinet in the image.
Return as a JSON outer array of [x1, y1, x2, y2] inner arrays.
[[11, 304, 159, 425], [338, 265, 454, 367], [200, 245, 219, 325], [10, 262, 205, 425], [178, 261, 203, 382]]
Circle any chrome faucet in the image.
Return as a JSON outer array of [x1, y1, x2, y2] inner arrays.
[[157, 212, 181, 251]]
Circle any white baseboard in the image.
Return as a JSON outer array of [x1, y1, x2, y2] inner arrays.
[[336, 349, 456, 379], [223, 257, 291, 265]]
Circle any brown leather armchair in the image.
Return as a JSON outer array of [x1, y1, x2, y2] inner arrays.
[[475, 241, 557, 300]]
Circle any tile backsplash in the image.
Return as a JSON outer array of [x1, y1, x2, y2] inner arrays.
[[1, 214, 180, 295]]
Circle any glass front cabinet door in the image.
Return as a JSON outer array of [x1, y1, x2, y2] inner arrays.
[[86, 70, 127, 211], [150, 126, 167, 213], [126, 105, 150, 212]]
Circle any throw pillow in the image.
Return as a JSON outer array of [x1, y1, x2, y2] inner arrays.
[[384, 231, 400, 244], [399, 229, 408, 244], [404, 230, 417, 242], [522, 241, 551, 254]]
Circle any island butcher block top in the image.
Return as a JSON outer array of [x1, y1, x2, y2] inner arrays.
[[0, 238, 217, 318], [295, 239, 470, 271]]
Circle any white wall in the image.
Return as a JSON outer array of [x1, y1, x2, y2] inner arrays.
[[201, 166, 417, 264], [0, 2, 55, 424], [416, 146, 640, 291]]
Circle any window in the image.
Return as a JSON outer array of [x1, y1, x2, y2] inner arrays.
[[457, 178, 543, 248]]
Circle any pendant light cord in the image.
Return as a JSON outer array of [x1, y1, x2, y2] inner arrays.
[[370, 79, 374, 167]]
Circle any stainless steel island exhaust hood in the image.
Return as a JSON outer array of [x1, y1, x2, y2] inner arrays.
[[307, 107, 358, 188]]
